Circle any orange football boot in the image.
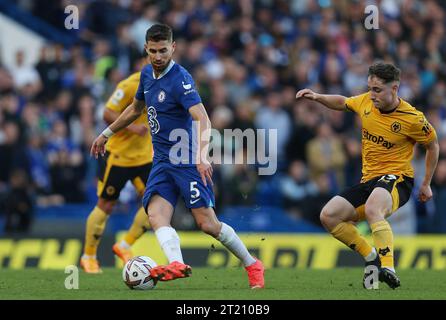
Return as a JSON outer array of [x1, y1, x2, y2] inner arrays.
[[150, 261, 192, 281], [80, 257, 103, 274], [245, 259, 265, 289], [112, 243, 133, 264]]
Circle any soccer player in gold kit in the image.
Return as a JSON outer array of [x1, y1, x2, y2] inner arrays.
[[296, 62, 439, 288], [80, 53, 153, 273]]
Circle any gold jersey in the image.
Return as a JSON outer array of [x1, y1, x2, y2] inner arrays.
[[345, 92, 436, 182], [105, 72, 153, 167]]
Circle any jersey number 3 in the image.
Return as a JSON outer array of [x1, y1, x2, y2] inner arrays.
[[147, 106, 160, 134]]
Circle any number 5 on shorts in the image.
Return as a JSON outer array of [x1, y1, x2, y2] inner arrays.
[[190, 181, 200, 199], [190, 181, 201, 204]]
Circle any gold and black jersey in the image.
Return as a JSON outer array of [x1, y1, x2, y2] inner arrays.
[[345, 92, 437, 182], [105, 72, 153, 167]]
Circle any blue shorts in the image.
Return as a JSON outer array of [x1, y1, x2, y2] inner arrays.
[[142, 161, 215, 210]]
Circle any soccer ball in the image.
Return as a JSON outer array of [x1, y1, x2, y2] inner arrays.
[[122, 256, 157, 290]]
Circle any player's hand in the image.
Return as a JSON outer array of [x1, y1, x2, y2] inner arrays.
[[296, 88, 319, 100], [197, 160, 213, 187], [128, 124, 149, 137], [90, 134, 108, 159], [418, 184, 433, 202]]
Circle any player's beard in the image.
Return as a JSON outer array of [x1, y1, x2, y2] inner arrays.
[[152, 59, 171, 74]]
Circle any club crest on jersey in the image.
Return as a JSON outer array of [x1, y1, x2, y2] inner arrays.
[[391, 121, 401, 133], [158, 90, 166, 102]]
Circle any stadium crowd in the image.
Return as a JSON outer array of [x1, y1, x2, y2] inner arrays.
[[1, 0, 446, 233]]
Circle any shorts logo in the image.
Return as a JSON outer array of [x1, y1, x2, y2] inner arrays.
[[158, 90, 165, 102], [391, 121, 401, 133], [106, 186, 116, 195], [378, 174, 397, 184]]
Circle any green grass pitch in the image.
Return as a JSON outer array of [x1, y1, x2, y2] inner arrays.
[[0, 268, 445, 300]]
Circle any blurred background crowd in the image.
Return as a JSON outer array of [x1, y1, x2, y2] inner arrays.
[[0, 0, 445, 234]]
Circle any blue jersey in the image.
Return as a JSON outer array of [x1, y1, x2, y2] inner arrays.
[[135, 60, 201, 166], [135, 61, 215, 210]]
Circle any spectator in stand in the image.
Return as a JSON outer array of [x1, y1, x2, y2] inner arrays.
[[280, 160, 318, 220], [225, 148, 259, 206], [8, 50, 42, 100], [35, 44, 64, 101], [306, 121, 347, 192], [432, 153, 446, 232], [46, 120, 85, 202], [255, 90, 292, 164], [0, 121, 28, 185], [3, 169, 34, 233]]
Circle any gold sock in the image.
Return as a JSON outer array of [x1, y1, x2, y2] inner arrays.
[[370, 220, 394, 269], [84, 206, 109, 256], [123, 207, 150, 246], [331, 222, 373, 258]]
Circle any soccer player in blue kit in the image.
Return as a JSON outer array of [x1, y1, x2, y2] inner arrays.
[[90, 24, 264, 289]]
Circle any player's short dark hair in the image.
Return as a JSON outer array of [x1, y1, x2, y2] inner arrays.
[[145, 24, 173, 42], [368, 62, 401, 83]]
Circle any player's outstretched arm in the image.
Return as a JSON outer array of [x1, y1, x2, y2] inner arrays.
[[418, 138, 440, 202], [104, 108, 148, 137], [296, 88, 347, 111], [90, 98, 146, 158], [189, 103, 213, 187]]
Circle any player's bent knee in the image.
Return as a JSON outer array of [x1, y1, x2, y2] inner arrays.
[[364, 205, 388, 221], [147, 211, 165, 228], [97, 198, 115, 214], [320, 206, 338, 229], [197, 220, 220, 237], [147, 211, 160, 224]]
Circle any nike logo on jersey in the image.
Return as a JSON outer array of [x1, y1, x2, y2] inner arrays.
[[144, 90, 149, 94], [182, 81, 192, 90], [190, 198, 200, 205]]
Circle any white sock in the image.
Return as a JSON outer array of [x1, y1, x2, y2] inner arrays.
[[119, 240, 130, 249], [155, 226, 184, 264], [365, 247, 377, 262], [216, 223, 256, 267], [82, 254, 96, 260]]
